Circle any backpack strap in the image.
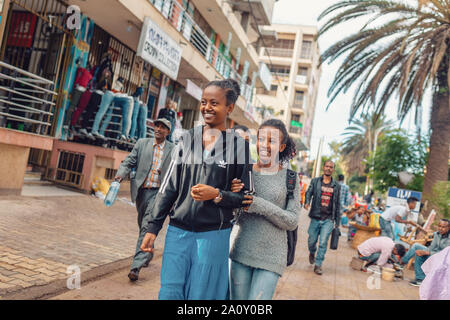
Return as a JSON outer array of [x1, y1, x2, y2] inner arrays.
[[285, 169, 297, 207]]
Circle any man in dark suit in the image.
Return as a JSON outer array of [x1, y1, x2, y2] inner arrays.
[[115, 118, 174, 281]]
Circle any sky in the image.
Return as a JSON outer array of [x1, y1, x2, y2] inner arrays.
[[271, 0, 431, 159]]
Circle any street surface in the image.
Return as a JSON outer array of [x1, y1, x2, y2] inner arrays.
[[0, 191, 420, 300]]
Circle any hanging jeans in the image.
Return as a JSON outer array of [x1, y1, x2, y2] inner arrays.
[[81, 91, 103, 129], [70, 90, 92, 127], [91, 90, 115, 134], [97, 95, 132, 137], [229, 260, 279, 300], [63, 86, 85, 127], [307, 218, 334, 267], [159, 225, 232, 300], [129, 98, 140, 139], [137, 103, 148, 139]]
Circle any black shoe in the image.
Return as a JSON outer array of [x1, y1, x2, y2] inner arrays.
[[128, 268, 139, 282], [309, 253, 315, 265], [143, 261, 150, 268], [314, 265, 323, 275], [409, 280, 422, 287]]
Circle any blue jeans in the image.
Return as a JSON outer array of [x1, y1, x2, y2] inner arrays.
[[159, 225, 232, 300], [137, 103, 148, 139], [401, 243, 429, 281], [99, 96, 132, 136], [91, 90, 114, 133], [129, 98, 140, 139], [360, 252, 381, 264], [229, 260, 279, 300], [308, 218, 334, 267], [379, 216, 394, 240]]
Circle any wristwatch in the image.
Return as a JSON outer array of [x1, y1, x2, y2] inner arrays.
[[213, 189, 223, 204]]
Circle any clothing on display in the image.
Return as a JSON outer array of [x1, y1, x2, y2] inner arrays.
[[63, 65, 93, 128]]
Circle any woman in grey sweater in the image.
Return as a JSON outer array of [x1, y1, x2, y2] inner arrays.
[[229, 119, 301, 300]]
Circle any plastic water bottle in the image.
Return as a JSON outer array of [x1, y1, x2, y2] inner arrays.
[[104, 181, 120, 207]]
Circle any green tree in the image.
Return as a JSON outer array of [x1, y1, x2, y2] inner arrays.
[[318, 0, 450, 201], [341, 113, 392, 176], [369, 130, 428, 193]]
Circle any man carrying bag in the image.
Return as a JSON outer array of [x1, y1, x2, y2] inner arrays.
[[304, 160, 341, 275]]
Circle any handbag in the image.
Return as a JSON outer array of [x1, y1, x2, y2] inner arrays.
[[329, 223, 341, 250]]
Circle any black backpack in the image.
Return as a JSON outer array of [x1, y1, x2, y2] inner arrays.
[[286, 169, 298, 266]]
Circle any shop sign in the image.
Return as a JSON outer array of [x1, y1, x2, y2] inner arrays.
[[7, 12, 37, 48], [186, 79, 202, 101], [259, 62, 272, 91], [137, 16, 183, 80]]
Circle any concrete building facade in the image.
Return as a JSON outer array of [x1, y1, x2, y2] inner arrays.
[[256, 23, 321, 157]]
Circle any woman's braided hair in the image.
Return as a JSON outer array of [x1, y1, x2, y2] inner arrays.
[[205, 78, 241, 106], [259, 119, 297, 164]]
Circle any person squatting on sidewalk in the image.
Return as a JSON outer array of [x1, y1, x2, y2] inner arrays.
[[379, 197, 418, 240], [114, 119, 174, 281], [357, 236, 406, 272], [140, 79, 252, 300], [304, 160, 341, 275], [228, 119, 301, 300]]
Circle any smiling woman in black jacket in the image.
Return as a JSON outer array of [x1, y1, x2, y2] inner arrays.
[[140, 79, 252, 300]]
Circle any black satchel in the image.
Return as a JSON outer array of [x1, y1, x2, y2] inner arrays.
[[286, 169, 298, 266], [329, 223, 341, 250]]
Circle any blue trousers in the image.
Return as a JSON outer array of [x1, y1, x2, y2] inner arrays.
[[229, 260, 279, 300], [307, 218, 334, 267], [379, 216, 394, 240], [159, 225, 232, 300], [401, 243, 429, 281], [137, 102, 148, 139]]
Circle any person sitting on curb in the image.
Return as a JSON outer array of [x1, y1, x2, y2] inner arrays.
[[357, 236, 406, 272], [379, 197, 418, 240], [401, 218, 450, 287]]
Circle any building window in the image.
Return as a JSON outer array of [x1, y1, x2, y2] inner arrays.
[[294, 91, 304, 107], [300, 41, 312, 59]]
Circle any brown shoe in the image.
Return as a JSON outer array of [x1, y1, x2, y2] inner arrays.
[[128, 268, 139, 282], [314, 265, 323, 275]]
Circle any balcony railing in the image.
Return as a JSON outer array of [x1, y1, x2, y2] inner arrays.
[[292, 102, 303, 110], [0, 61, 57, 136], [262, 47, 294, 58], [150, 0, 236, 80]]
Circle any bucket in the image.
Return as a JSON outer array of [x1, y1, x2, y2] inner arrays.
[[381, 267, 395, 282]]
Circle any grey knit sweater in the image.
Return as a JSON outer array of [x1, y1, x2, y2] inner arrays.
[[229, 168, 301, 276]]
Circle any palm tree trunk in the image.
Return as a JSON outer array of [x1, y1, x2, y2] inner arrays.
[[423, 69, 450, 199]]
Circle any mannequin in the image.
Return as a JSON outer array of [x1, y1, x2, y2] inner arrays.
[[90, 77, 133, 141], [78, 53, 113, 137], [63, 58, 93, 137]]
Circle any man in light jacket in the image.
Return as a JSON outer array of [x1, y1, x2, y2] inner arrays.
[[115, 118, 174, 281]]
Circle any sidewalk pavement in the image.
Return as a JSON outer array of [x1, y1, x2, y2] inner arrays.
[[51, 210, 420, 300], [1, 190, 420, 300], [0, 192, 167, 298]]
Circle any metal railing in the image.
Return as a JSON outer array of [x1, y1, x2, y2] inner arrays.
[[0, 61, 57, 136], [262, 47, 294, 58]]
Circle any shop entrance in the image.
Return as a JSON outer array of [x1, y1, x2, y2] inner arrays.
[[0, 0, 75, 172]]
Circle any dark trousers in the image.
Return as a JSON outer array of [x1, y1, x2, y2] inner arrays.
[[131, 188, 159, 270], [64, 88, 84, 127], [81, 91, 103, 129]]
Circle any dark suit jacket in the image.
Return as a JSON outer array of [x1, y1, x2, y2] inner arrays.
[[116, 138, 174, 202]]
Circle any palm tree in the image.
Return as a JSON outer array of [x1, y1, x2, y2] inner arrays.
[[318, 0, 449, 199], [341, 113, 393, 177]]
